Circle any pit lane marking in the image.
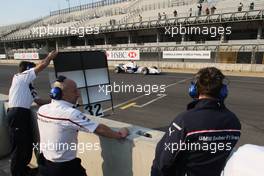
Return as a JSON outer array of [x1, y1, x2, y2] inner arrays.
[[120, 102, 137, 110]]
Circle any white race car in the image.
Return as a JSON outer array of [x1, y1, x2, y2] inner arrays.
[[114, 63, 160, 75]]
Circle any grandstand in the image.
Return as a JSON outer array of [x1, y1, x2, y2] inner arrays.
[[0, 0, 264, 64]]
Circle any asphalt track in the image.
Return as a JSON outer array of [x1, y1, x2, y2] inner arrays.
[[0, 65, 263, 147]]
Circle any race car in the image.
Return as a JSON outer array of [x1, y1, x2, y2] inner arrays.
[[114, 62, 160, 75]]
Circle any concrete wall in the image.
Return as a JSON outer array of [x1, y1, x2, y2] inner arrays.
[[0, 95, 164, 176], [74, 118, 164, 176], [1, 59, 264, 73]]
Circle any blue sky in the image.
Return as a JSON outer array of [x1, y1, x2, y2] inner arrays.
[[0, 0, 99, 26]]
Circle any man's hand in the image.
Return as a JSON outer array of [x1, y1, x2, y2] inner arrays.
[[34, 50, 58, 74], [95, 124, 129, 139], [46, 50, 58, 62], [118, 128, 129, 138]]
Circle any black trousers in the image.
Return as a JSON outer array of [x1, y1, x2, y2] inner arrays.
[[38, 154, 87, 176], [7, 107, 34, 176]]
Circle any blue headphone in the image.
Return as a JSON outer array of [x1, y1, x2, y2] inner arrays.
[[49, 75, 66, 100], [188, 80, 228, 101], [26, 63, 36, 70]]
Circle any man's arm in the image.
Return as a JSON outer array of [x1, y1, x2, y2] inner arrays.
[[95, 124, 129, 139], [70, 111, 129, 139], [34, 98, 51, 106], [30, 85, 51, 106], [34, 50, 58, 75], [151, 118, 185, 176]]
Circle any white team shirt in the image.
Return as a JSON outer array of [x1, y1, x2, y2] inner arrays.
[[8, 68, 36, 109], [37, 100, 99, 162]]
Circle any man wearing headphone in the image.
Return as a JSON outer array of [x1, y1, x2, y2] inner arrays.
[[7, 51, 58, 176], [37, 76, 129, 176], [151, 67, 241, 176]]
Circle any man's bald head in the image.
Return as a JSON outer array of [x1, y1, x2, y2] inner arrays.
[[53, 77, 80, 104], [53, 78, 74, 90]]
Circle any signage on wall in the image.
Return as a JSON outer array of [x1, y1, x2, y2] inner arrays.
[[163, 51, 211, 59], [106, 50, 140, 60], [0, 54, 6, 59], [14, 53, 39, 60]]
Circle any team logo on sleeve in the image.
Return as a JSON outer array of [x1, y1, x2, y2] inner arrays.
[[169, 122, 182, 136], [77, 114, 90, 122]]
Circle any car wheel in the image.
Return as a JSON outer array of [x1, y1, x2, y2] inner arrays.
[[142, 67, 149, 75], [115, 66, 121, 73]]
